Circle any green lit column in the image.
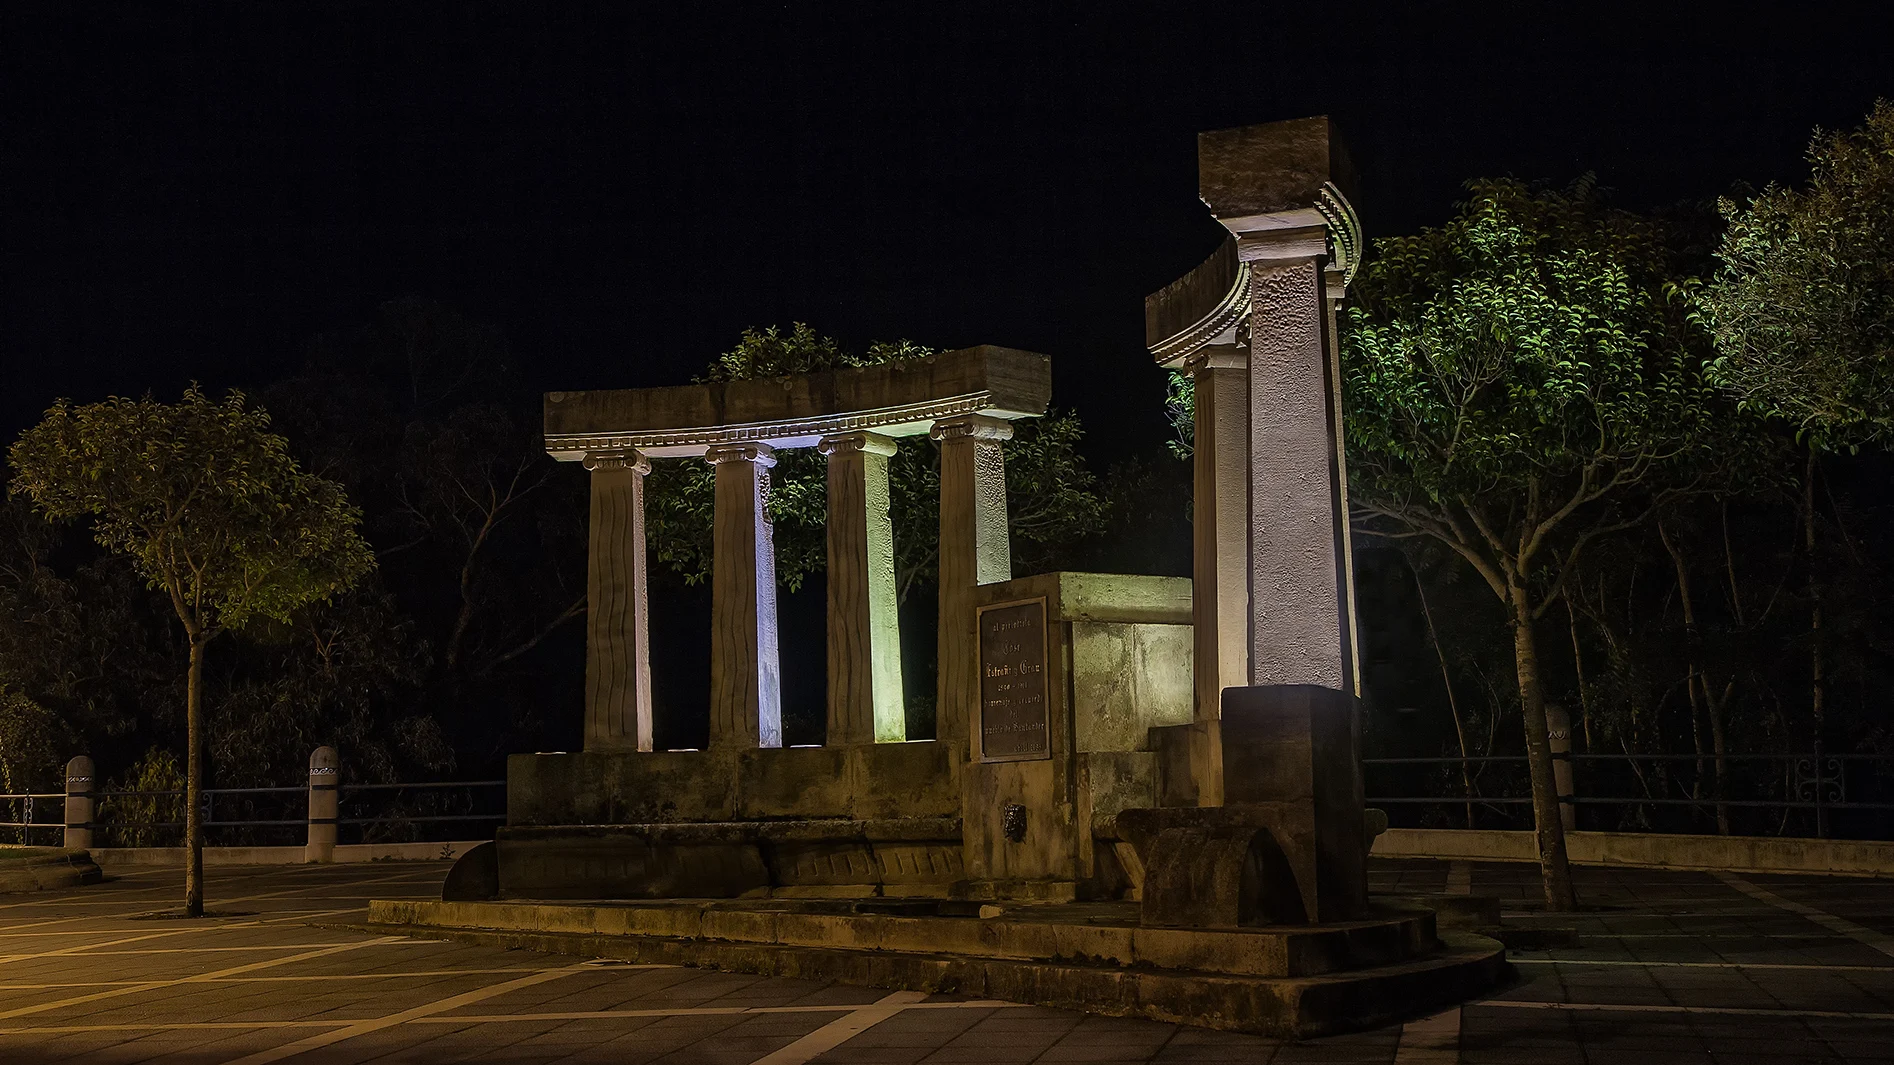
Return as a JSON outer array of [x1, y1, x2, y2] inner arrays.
[[819, 431, 906, 744]]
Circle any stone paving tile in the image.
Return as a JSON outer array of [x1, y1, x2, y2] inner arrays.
[[11, 860, 1894, 1063]]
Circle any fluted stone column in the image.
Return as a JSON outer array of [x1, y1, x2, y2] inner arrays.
[[819, 432, 905, 745], [707, 443, 783, 750], [1242, 231, 1354, 692], [582, 449, 654, 752], [932, 414, 1013, 746]]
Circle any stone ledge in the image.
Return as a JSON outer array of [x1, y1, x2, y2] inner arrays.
[[0, 847, 103, 892], [371, 897, 1441, 980], [1373, 827, 1894, 878], [350, 902, 1504, 1039]]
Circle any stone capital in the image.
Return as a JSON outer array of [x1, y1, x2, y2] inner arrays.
[[704, 442, 777, 469], [1232, 223, 1329, 265], [582, 448, 652, 475], [1184, 344, 1248, 372], [930, 414, 1014, 444], [817, 431, 899, 459]]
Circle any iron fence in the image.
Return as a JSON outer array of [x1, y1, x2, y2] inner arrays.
[[1365, 752, 1894, 839], [1, 780, 506, 848]]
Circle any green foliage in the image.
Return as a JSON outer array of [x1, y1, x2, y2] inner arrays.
[[646, 324, 1107, 598], [99, 747, 185, 848], [1343, 178, 1755, 600], [1164, 370, 1195, 460], [0, 683, 67, 794], [8, 386, 376, 640], [1699, 101, 1894, 451]]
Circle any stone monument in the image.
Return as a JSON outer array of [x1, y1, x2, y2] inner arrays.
[[390, 115, 1505, 1039]]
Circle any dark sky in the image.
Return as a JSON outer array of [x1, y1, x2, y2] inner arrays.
[[4, 1, 1890, 461]]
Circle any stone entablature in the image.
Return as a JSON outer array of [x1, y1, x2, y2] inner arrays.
[[544, 345, 1051, 460]]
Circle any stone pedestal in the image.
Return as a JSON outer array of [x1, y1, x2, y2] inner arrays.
[[933, 415, 1013, 745], [707, 443, 782, 750], [583, 449, 654, 752], [1219, 684, 1367, 923], [819, 432, 905, 745]]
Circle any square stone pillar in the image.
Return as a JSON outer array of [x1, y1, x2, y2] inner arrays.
[[1185, 345, 1250, 805], [582, 449, 654, 752], [931, 414, 1013, 745], [706, 443, 783, 750], [1241, 237, 1354, 692], [818, 431, 905, 744]]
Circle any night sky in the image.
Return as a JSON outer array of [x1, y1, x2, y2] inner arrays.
[[4, 2, 1890, 462]]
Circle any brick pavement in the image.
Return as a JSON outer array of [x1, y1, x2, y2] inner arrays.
[[0, 859, 1887, 1062]]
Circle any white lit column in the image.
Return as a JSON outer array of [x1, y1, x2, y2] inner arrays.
[[706, 443, 782, 749], [583, 448, 654, 751]]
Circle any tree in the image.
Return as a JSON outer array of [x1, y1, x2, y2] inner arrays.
[[1340, 179, 1751, 910], [1699, 102, 1894, 828], [9, 387, 374, 916], [1700, 100, 1894, 451]]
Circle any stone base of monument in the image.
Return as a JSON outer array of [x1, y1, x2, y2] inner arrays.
[[361, 895, 1506, 1039]]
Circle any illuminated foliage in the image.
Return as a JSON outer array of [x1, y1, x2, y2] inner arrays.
[[1342, 179, 1762, 910], [1700, 101, 1894, 451]]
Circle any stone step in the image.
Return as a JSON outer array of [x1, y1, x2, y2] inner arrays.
[[0, 847, 103, 893], [352, 901, 1506, 1039], [370, 897, 1445, 979]]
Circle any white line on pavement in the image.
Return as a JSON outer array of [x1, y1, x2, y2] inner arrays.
[[1478, 999, 1894, 1022], [215, 961, 594, 1065], [1714, 872, 1894, 961], [0, 936, 410, 1021], [0, 998, 1030, 1036], [1393, 1006, 1460, 1064], [1512, 958, 1894, 972], [0, 967, 566, 989], [1444, 861, 1472, 896], [748, 990, 931, 1065]]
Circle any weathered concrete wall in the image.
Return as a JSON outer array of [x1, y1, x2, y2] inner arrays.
[[508, 741, 962, 826], [1071, 621, 1192, 753], [1374, 827, 1894, 878]]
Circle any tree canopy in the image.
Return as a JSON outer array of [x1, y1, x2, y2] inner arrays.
[[1699, 100, 1894, 451]]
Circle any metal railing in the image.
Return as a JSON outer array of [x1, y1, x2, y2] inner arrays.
[[1365, 752, 1894, 839], [2, 752, 507, 850]]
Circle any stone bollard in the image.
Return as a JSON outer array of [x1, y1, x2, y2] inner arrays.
[[1546, 704, 1576, 832], [306, 746, 338, 863], [64, 756, 95, 851]]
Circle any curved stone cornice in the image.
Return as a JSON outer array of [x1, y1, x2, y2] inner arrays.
[[544, 345, 1050, 462]]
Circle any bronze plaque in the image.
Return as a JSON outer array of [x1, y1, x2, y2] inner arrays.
[[978, 598, 1050, 761]]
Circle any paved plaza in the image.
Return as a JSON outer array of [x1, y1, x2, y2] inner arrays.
[[0, 859, 1889, 1063]]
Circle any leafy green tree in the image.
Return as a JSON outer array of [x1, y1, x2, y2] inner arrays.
[[1340, 180, 1753, 910], [1700, 100, 1894, 450], [9, 387, 374, 916], [646, 324, 1107, 599], [1698, 102, 1894, 803]]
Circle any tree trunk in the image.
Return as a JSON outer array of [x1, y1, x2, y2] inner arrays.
[[1659, 522, 1716, 828], [1412, 561, 1476, 828], [1509, 580, 1577, 911], [184, 634, 207, 918], [1805, 446, 1827, 837]]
